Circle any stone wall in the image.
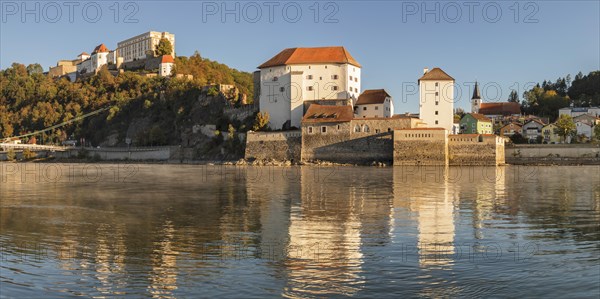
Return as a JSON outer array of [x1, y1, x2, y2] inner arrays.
[[223, 104, 258, 122], [394, 129, 448, 165], [301, 118, 417, 164], [448, 135, 505, 165], [245, 131, 301, 161], [505, 144, 600, 164]]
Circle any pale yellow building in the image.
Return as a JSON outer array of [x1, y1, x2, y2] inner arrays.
[[117, 31, 175, 62], [542, 123, 562, 144]]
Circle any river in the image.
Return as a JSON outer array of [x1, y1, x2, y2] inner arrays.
[[1, 164, 599, 298]]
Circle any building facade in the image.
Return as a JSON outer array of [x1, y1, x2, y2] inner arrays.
[[499, 122, 522, 137], [354, 89, 393, 118], [460, 113, 493, 134], [117, 31, 175, 62], [258, 47, 362, 129], [559, 106, 600, 118], [542, 124, 561, 143], [419, 68, 454, 132], [76, 44, 117, 75], [522, 119, 545, 142]]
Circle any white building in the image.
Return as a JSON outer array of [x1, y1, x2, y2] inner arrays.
[[159, 55, 175, 77], [419, 67, 455, 131], [117, 31, 175, 62], [257, 47, 362, 129], [559, 106, 600, 118], [354, 89, 394, 118], [576, 121, 593, 139], [76, 44, 117, 75]]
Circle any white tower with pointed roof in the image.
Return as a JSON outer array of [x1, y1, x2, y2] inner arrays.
[[418, 67, 455, 132]]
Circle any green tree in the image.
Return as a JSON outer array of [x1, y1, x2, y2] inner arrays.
[[252, 112, 270, 131], [26, 63, 44, 75], [553, 114, 576, 143], [508, 90, 519, 102], [155, 38, 173, 56]]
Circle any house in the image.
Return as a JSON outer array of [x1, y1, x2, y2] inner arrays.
[[559, 106, 600, 118], [471, 81, 521, 120], [354, 89, 393, 118], [499, 122, 522, 137], [159, 55, 175, 77], [460, 113, 493, 134], [573, 114, 600, 127], [542, 123, 562, 144], [576, 121, 593, 140], [419, 67, 455, 131], [257, 46, 362, 129], [117, 31, 175, 62], [522, 119, 545, 142], [76, 44, 118, 75]]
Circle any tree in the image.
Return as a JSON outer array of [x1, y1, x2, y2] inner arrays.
[[155, 38, 173, 56], [252, 112, 270, 131], [553, 114, 576, 143], [508, 90, 519, 102], [593, 125, 600, 144], [6, 149, 16, 161], [26, 63, 44, 75], [22, 148, 37, 160]]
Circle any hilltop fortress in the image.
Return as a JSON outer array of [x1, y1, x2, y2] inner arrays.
[[245, 46, 505, 165]]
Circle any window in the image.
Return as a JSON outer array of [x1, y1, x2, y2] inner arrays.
[[279, 87, 285, 92], [354, 125, 361, 132], [337, 125, 340, 130], [307, 75, 313, 80], [273, 77, 278, 81], [363, 125, 370, 133], [355, 77, 358, 82], [319, 77, 322, 80], [363, 107, 367, 111], [308, 127, 314, 134], [375, 129, 380, 133], [435, 101, 439, 105], [375, 106, 379, 110], [332, 75, 338, 79], [435, 111, 438, 115], [350, 76, 353, 81], [435, 82, 439, 87], [435, 92, 439, 96], [307, 86, 314, 91], [332, 86, 338, 91], [435, 120, 439, 125], [321, 126, 327, 133]]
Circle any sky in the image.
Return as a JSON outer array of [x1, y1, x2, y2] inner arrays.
[[1, 0, 599, 113]]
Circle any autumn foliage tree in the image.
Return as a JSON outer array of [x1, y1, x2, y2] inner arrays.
[[553, 114, 576, 143], [154, 38, 173, 56]]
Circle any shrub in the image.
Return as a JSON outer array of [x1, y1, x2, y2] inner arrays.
[[22, 148, 37, 160], [6, 149, 16, 161]]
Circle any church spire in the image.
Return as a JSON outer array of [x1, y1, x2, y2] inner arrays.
[[472, 81, 481, 100]]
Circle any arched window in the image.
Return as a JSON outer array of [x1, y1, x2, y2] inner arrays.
[[363, 125, 370, 133], [354, 125, 361, 133]]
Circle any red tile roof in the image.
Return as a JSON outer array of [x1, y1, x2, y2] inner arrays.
[[160, 55, 175, 63], [259, 47, 361, 68], [302, 104, 354, 123], [479, 102, 521, 116], [92, 44, 109, 54], [355, 89, 390, 105], [419, 67, 454, 81]]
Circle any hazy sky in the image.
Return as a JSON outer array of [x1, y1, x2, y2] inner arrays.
[[1, 0, 598, 112]]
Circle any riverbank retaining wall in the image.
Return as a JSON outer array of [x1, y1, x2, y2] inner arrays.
[[449, 134, 505, 165], [394, 129, 449, 165], [245, 131, 302, 161]]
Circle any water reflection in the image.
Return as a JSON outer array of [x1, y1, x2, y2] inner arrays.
[[0, 164, 598, 298]]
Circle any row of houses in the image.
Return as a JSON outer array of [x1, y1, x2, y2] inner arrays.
[[47, 31, 176, 80]]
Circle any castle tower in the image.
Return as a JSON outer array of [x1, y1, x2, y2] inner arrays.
[[419, 67, 455, 131], [471, 81, 481, 113]]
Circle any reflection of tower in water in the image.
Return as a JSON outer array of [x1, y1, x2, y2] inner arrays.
[[393, 166, 456, 268], [282, 167, 394, 297]]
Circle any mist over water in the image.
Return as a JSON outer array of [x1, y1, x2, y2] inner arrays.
[[1, 164, 599, 298]]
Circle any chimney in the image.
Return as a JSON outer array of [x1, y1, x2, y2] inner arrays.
[[423, 68, 429, 74]]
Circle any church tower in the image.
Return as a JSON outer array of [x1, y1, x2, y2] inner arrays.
[[471, 81, 482, 113]]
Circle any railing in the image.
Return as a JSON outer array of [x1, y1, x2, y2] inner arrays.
[[0, 143, 69, 151]]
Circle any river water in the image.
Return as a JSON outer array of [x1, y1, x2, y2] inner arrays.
[[0, 164, 599, 298]]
